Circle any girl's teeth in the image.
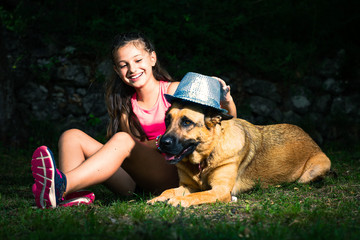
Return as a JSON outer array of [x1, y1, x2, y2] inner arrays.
[[131, 73, 142, 79]]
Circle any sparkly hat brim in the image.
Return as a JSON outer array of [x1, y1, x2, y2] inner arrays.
[[165, 94, 228, 114]]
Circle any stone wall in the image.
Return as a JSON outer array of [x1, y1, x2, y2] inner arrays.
[[229, 64, 360, 145], [1, 29, 359, 147]]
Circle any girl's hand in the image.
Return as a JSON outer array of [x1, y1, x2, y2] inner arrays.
[[212, 76, 232, 103], [212, 76, 237, 118]]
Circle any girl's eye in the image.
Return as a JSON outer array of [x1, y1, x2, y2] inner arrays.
[[136, 59, 143, 63], [119, 64, 127, 69]]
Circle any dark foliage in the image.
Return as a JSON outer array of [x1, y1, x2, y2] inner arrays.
[[1, 0, 359, 81]]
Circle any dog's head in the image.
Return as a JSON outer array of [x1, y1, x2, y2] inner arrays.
[[159, 102, 233, 165]]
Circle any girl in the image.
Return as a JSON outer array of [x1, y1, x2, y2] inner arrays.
[[31, 32, 237, 208]]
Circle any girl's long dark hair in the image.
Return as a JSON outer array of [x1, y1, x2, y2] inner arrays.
[[105, 32, 174, 140]]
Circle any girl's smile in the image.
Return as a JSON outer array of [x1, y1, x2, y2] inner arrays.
[[128, 72, 144, 82]]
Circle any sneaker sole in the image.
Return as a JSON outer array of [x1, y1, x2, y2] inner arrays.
[[59, 190, 95, 207], [31, 146, 57, 208]]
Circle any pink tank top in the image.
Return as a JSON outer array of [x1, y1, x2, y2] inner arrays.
[[131, 81, 172, 140]]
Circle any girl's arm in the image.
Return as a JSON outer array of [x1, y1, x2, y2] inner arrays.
[[212, 77, 237, 118], [167, 81, 180, 95]]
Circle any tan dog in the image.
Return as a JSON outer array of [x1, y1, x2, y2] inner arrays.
[[148, 102, 331, 207]]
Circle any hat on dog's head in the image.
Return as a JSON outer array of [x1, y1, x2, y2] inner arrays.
[[165, 72, 233, 119]]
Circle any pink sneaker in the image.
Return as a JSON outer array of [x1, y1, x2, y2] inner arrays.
[[59, 190, 95, 207], [31, 146, 67, 208]]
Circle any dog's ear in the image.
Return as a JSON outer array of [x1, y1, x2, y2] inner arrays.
[[204, 107, 233, 129], [205, 114, 222, 129], [220, 112, 233, 121]]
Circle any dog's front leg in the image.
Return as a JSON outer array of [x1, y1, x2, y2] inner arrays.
[[166, 185, 232, 207], [166, 163, 238, 207], [147, 185, 192, 204]]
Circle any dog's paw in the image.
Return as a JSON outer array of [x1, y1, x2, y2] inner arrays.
[[147, 196, 169, 205], [167, 197, 193, 208]]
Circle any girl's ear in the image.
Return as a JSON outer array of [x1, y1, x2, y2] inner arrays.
[[150, 51, 157, 67]]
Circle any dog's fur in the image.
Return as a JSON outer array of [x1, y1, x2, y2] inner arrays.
[[148, 102, 331, 207]]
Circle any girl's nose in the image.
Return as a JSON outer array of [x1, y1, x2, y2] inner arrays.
[[128, 63, 136, 73]]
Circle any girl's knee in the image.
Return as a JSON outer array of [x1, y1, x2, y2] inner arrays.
[[110, 132, 136, 148], [107, 132, 135, 159], [58, 129, 85, 145]]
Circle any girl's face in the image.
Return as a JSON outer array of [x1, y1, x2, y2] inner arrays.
[[113, 41, 157, 89]]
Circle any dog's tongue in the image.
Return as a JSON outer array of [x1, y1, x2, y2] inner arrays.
[[164, 154, 176, 161]]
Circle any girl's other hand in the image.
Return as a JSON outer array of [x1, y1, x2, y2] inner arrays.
[[212, 76, 237, 118], [212, 76, 231, 102]]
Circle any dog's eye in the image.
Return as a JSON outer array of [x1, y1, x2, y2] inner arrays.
[[181, 117, 194, 127]]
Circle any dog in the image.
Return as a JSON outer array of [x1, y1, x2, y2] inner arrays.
[[148, 102, 331, 207]]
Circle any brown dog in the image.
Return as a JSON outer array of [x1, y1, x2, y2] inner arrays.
[[148, 102, 331, 207]]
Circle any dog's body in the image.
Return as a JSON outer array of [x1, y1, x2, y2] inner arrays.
[[148, 102, 331, 207]]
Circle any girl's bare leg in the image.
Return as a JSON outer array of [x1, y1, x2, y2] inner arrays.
[[103, 168, 136, 195], [58, 129, 178, 196], [58, 129, 102, 172], [122, 141, 179, 194], [58, 129, 136, 195]]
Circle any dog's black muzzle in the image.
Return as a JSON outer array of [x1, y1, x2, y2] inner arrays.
[[159, 134, 199, 164]]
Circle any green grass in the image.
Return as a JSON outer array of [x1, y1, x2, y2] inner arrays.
[[0, 146, 359, 240]]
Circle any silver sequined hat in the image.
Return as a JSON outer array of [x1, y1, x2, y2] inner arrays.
[[165, 72, 230, 116]]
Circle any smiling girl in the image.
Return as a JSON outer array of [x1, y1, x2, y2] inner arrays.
[[30, 32, 236, 208]]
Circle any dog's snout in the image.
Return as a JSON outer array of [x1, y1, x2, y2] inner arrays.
[[160, 135, 174, 148], [159, 134, 182, 155]]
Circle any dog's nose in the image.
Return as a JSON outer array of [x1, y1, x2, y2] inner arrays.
[[160, 136, 174, 148]]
